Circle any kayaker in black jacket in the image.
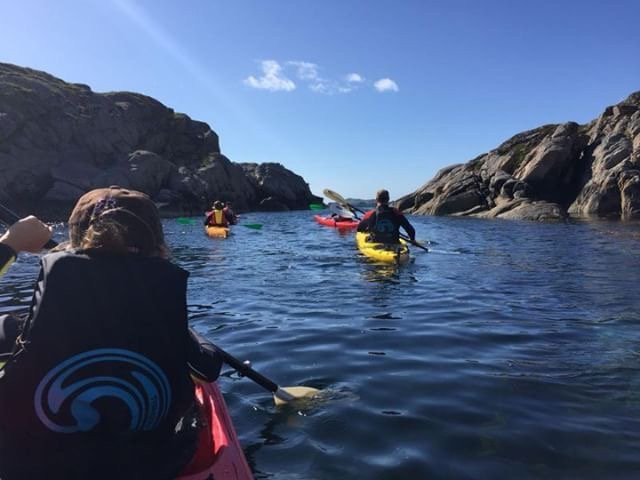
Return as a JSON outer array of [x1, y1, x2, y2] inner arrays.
[[0, 187, 223, 480], [357, 189, 416, 244]]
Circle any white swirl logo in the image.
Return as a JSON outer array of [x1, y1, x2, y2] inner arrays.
[[34, 349, 171, 433]]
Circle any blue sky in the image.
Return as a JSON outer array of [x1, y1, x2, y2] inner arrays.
[[1, 0, 639, 199]]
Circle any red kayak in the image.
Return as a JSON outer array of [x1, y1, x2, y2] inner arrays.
[[314, 215, 359, 229], [177, 382, 253, 480]]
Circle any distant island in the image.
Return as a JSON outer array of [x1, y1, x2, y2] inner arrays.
[[345, 198, 374, 209], [0, 63, 322, 220], [398, 91, 640, 221]]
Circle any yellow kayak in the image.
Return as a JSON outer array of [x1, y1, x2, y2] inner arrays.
[[205, 225, 230, 238], [356, 232, 410, 264]]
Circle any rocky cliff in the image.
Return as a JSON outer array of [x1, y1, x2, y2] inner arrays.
[[398, 92, 640, 221], [0, 63, 321, 219]]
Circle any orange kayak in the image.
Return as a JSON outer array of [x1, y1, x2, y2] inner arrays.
[[205, 226, 230, 238], [313, 215, 359, 229]]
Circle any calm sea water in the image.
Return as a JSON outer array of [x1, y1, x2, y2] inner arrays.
[[2, 211, 640, 479]]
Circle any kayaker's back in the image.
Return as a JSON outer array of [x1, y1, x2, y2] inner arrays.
[[0, 252, 199, 479]]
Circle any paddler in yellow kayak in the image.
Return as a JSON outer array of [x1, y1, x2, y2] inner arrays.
[[357, 189, 416, 244], [204, 200, 230, 228]]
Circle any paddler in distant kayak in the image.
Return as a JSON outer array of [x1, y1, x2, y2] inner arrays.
[[223, 201, 238, 225], [357, 189, 416, 243], [204, 200, 229, 227], [0, 187, 223, 480]]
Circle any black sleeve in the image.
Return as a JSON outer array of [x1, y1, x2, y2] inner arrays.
[[357, 212, 374, 232], [0, 243, 17, 277], [0, 314, 24, 356], [399, 215, 415, 240], [187, 328, 223, 382]]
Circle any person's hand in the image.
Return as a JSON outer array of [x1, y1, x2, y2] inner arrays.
[[0, 216, 53, 253]]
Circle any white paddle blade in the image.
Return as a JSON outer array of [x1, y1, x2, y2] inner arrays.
[[273, 386, 321, 406], [328, 203, 356, 219]]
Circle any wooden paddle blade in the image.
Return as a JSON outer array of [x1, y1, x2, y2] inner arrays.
[[323, 189, 348, 204], [273, 386, 320, 406]]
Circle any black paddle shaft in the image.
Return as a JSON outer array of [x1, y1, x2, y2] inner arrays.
[[216, 346, 279, 393], [0, 202, 58, 250]]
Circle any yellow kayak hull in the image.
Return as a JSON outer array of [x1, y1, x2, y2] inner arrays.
[[205, 226, 230, 238], [356, 232, 410, 264]]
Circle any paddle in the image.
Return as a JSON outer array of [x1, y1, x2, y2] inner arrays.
[[399, 233, 429, 252], [216, 346, 319, 406], [241, 223, 262, 230], [328, 202, 357, 219], [309, 203, 325, 210], [323, 189, 366, 217], [323, 189, 430, 252], [180, 217, 263, 230], [0, 202, 58, 250]]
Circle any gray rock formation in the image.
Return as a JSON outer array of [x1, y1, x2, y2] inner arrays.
[[399, 91, 640, 221], [0, 63, 321, 219]]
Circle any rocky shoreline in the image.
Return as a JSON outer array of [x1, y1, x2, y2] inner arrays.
[[0, 63, 322, 220], [398, 92, 640, 221]]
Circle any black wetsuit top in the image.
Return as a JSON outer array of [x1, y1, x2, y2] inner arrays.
[[0, 251, 222, 479], [357, 205, 416, 244]]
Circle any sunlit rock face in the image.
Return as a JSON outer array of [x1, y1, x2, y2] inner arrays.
[[398, 91, 640, 221], [0, 62, 321, 218]]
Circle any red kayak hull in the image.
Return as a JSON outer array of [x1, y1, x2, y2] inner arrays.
[[177, 382, 253, 480], [314, 215, 359, 229]]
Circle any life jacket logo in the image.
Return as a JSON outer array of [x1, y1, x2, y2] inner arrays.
[[375, 219, 394, 233], [34, 348, 171, 433]]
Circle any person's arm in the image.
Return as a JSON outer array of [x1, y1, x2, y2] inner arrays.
[[398, 214, 416, 241], [356, 210, 375, 232], [187, 328, 223, 382], [0, 216, 52, 277]]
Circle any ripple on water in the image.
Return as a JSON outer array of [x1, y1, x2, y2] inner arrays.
[[2, 214, 640, 478]]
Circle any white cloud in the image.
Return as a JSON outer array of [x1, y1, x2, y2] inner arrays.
[[373, 78, 399, 92], [288, 61, 320, 81], [243, 60, 397, 95], [244, 60, 296, 92]]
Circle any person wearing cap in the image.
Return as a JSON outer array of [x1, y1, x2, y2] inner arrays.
[[223, 201, 238, 225], [0, 186, 222, 479], [204, 200, 229, 227], [357, 189, 416, 244]]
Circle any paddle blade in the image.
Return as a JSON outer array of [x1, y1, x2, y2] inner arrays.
[[328, 203, 356, 219], [323, 189, 348, 205], [177, 217, 195, 225], [242, 223, 263, 230], [309, 203, 325, 210], [273, 386, 321, 406]]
